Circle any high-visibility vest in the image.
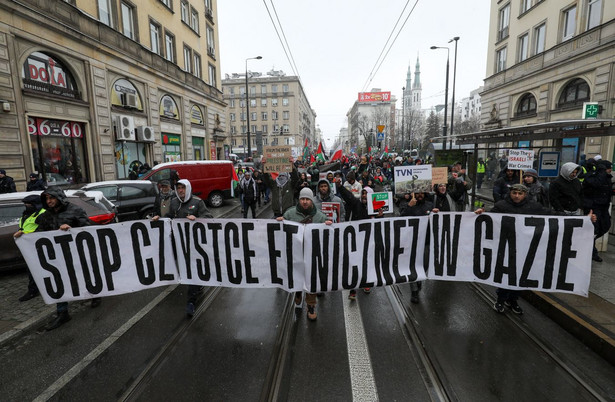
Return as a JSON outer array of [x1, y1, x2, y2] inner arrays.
[[477, 162, 486, 174], [18, 209, 45, 233]]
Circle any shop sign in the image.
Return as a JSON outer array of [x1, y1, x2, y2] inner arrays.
[[28, 117, 84, 138], [191, 105, 205, 125], [162, 133, 181, 145], [210, 140, 217, 160]]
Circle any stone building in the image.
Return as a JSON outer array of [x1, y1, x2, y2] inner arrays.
[[0, 0, 225, 188]]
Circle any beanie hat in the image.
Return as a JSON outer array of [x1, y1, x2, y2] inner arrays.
[[598, 160, 612, 169], [522, 168, 538, 178], [299, 187, 314, 202], [29, 173, 38, 178], [511, 184, 529, 193], [0, 169, 5, 175]]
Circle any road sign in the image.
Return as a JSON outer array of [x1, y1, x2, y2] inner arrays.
[[377, 132, 385, 141], [583, 102, 599, 119], [538, 152, 560, 177], [377, 125, 385, 133]]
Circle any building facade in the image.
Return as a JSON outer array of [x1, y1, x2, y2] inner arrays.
[[347, 89, 396, 153], [460, 87, 483, 121], [481, 0, 614, 159], [221, 70, 316, 159], [0, 0, 225, 189]]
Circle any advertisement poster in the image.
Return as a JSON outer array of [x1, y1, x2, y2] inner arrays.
[[394, 165, 433, 194]]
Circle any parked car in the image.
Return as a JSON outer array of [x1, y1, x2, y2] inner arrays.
[[0, 190, 117, 272], [140, 161, 234, 207], [81, 180, 158, 221]]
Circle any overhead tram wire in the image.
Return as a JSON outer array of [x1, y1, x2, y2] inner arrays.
[[262, 0, 301, 80], [361, 0, 413, 92], [361, 0, 421, 92], [269, 0, 301, 79]]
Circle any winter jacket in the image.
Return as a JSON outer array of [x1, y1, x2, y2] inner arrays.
[[313, 179, 346, 222], [490, 194, 553, 215], [492, 172, 518, 202], [35, 186, 91, 230], [263, 170, 299, 216], [343, 179, 362, 199], [582, 167, 612, 208], [26, 178, 47, 191], [433, 191, 457, 212], [337, 183, 371, 221], [168, 179, 213, 219], [282, 204, 328, 224], [154, 189, 175, 218], [0, 175, 16, 193], [238, 177, 258, 204], [400, 196, 434, 216], [549, 162, 583, 213], [526, 182, 548, 207]]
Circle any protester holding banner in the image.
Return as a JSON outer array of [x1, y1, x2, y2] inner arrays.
[[548, 162, 583, 216], [432, 183, 457, 212], [152, 179, 174, 219], [492, 168, 518, 202], [13, 194, 46, 302], [522, 169, 548, 207], [34, 187, 101, 330], [313, 178, 345, 223], [277, 187, 332, 321], [167, 179, 214, 317]]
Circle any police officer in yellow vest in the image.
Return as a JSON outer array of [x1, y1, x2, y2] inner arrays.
[[476, 157, 486, 189], [13, 194, 46, 301]]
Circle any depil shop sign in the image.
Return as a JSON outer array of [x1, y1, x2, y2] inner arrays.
[[24, 53, 69, 88]]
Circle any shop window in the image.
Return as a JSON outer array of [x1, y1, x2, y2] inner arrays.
[[557, 79, 590, 108], [160, 94, 180, 119], [22, 51, 80, 99], [516, 93, 537, 116]]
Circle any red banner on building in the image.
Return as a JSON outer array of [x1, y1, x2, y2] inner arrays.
[[358, 91, 391, 103]]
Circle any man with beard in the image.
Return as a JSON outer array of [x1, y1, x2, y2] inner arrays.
[[313, 178, 345, 223], [238, 171, 258, 218], [277, 187, 331, 321], [13, 194, 46, 302], [152, 179, 174, 220]]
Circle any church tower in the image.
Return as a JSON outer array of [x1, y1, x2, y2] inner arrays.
[[411, 55, 422, 110], [403, 63, 412, 114]]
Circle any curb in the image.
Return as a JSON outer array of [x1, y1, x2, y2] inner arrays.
[[523, 291, 615, 366]]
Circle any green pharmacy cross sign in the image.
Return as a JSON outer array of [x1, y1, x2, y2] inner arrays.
[[583, 102, 599, 119]]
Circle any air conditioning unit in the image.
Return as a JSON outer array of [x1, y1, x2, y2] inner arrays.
[[121, 93, 138, 108], [115, 115, 135, 141], [136, 126, 155, 142]]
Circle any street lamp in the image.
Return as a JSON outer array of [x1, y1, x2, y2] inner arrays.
[[448, 37, 460, 149], [430, 45, 449, 151], [245, 56, 262, 158]]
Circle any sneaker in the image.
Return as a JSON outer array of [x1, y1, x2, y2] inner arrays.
[[348, 290, 357, 300], [307, 305, 317, 321], [592, 254, 603, 262], [410, 290, 419, 304], [363, 287, 371, 294], [294, 293, 303, 309], [493, 302, 505, 314], [18, 291, 39, 302], [504, 300, 523, 315], [186, 302, 195, 317], [45, 312, 71, 331]]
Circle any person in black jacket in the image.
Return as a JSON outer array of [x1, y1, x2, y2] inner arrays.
[[33, 187, 101, 330], [476, 183, 595, 315], [0, 169, 16, 193], [549, 162, 583, 215], [26, 173, 47, 191], [582, 160, 613, 262]]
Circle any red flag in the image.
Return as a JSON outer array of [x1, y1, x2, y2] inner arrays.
[[316, 142, 325, 162], [310, 154, 315, 163], [384, 145, 389, 153], [368, 146, 372, 153], [330, 144, 344, 161], [232, 167, 240, 182]]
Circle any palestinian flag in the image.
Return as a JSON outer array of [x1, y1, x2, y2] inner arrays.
[[381, 145, 389, 159], [302, 138, 309, 162], [316, 142, 326, 162]]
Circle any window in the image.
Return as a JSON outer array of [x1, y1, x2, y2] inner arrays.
[[193, 53, 202, 78], [239, 87, 245, 96], [207, 26, 215, 57], [496, 47, 507, 73], [283, 111, 290, 120], [180, 1, 189, 23], [272, 98, 278, 107], [150, 22, 162, 55], [587, 0, 602, 30], [165, 32, 175, 62], [273, 124, 279, 132], [562, 6, 576, 41], [191, 8, 199, 33], [160, 0, 172, 9], [240, 112, 246, 121], [183, 46, 192, 72], [518, 34, 529, 62], [262, 125, 268, 133], [498, 4, 510, 41], [239, 99, 245, 107], [272, 84, 278, 93], [283, 84, 289, 93], [251, 125, 257, 133], [208, 64, 216, 87], [250, 99, 256, 107], [229, 99, 235, 108], [241, 125, 246, 134], [120, 2, 135, 39], [261, 85, 267, 94], [262, 112, 268, 120], [558, 78, 590, 107], [520, 0, 532, 13], [516, 93, 537, 116], [282, 124, 289, 133], [205, 0, 213, 18], [282, 98, 289, 106], [250, 86, 256, 96], [98, 0, 113, 26], [261, 99, 267, 107], [263, 137, 268, 145], [272, 111, 278, 120], [534, 23, 546, 54], [251, 112, 257, 121], [230, 113, 236, 122], [230, 126, 236, 134]]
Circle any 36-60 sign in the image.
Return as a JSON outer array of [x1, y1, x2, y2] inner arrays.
[[28, 117, 84, 138]]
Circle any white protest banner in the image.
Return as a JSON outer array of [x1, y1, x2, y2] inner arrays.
[[427, 212, 593, 296], [302, 217, 429, 293], [394, 165, 432, 194], [367, 192, 394, 215], [508, 149, 535, 170], [172, 219, 305, 291], [15, 219, 179, 304]]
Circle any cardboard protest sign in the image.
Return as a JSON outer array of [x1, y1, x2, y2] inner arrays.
[[321, 202, 341, 223], [367, 192, 394, 214], [432, 167, 449, 186], [263, 146, 293, 173]]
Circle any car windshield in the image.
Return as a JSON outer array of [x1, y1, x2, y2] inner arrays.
[[0, 203, 23, 225]]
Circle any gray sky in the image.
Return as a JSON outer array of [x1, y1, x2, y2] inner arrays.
[[218, 0, 491, 149]]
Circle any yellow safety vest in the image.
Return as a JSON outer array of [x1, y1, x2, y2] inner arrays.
[[476, 162, 486, 174], [19, 209, 45, 233]]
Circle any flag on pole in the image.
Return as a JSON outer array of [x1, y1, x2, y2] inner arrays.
[[316, 142, 326, 162], [310, 154, 315, 163], [302, 138, 309, 162], [330, 144, 344, 161], [381, 145, 389, 159]]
